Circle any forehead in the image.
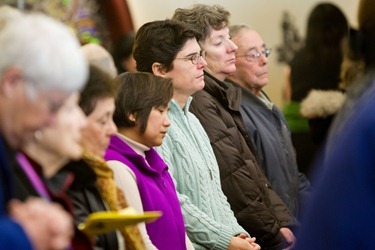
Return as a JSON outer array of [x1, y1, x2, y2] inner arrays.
[[235, 29, 264, 51], [89, 97, 115, 116], [176, 38, 200, 56], [37, 90, 71, 112], [206, 26, 229, 40]]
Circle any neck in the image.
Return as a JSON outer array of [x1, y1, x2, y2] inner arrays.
[[227, 76, 261, 96], [250, 87, 261, 96], [118, 127, 141, 144], [172, 92, 189, 109], [205, 69, 226, 82], [23, 143, 69, 178]]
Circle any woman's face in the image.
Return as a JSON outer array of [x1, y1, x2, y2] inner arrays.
[[165, 38, 207, 97], [36, 92, 87, 160], [134, 104, 171, 147], [202, 26, 238, 81], [81, 97, 117, 158]]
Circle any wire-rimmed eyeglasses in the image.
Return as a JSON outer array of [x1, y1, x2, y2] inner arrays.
[[236, 48, 272, 62], [175, 50, 205, 65]]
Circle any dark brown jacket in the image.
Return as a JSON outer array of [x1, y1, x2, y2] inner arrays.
[[189, 72, 296, 249]]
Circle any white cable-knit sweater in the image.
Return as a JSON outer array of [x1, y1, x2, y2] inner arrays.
[[156, 98, 247, 250]]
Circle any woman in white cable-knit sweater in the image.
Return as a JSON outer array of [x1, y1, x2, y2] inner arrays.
[[133, 20, 259, 250]]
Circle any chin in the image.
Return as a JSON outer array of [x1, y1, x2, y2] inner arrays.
[[95, 149, 106, 158], [225, 68, 236, 75], [69, 147, 84, 160], [152, 140, 163, 147]]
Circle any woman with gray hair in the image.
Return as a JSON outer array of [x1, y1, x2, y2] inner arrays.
[[0, 11, 88, 250], [173, 4, 296, 250]]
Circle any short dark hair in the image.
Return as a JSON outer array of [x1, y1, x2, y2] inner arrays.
[[133, 19, 201, 73], [79, 64, 116, 115], [172, 4, 230, 42], [112, 32, 135, 73], [304, 3, 348, 64], [113, 72, 173, 133]]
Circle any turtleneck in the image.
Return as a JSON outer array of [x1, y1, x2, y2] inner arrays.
[[116, 133, 151, 167]]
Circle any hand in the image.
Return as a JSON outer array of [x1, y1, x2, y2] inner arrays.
[[237, 233, 261, 250], [9, 198, 73, 250], [280, 227, 296, 250], [228, 235, 261, 250]]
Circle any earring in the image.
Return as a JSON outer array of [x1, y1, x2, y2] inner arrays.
[[33, 130, 43, 141], [129, 114, 136, 122]]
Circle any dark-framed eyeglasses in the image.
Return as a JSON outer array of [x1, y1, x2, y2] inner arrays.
[[175, 50, 205, 65], [236, 48, 272, 62]]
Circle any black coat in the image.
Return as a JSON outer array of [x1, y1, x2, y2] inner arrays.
[[51, 160, 119, 250]]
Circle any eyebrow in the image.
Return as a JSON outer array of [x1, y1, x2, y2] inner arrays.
[[248, 43, 267, 52], [182, 51, 200, 58]]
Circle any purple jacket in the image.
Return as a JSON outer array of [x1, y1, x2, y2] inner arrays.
[[105, 135, 186, 250]]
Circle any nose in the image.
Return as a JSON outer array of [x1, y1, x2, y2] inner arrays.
[[78, 109, 88, 129], [198, 56, 207, 68], [228, 39, 238, 53], [107, 120, 118, 136], [164, 114, 171, 127], [259, 52, 268, 64]]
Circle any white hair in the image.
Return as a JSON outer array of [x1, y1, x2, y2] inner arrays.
[[0, 5, 23, 29], [0, 12, 88, 93], [81, 43, 117, 78]]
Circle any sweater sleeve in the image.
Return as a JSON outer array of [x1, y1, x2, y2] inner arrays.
[[106, 160, 157, 250], [156, 135, 240, 250]]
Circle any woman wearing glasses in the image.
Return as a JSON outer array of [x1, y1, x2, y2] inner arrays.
[[173, 4, 296, 250], [226, 24, 310, 221], [133, 19, 260, 250]]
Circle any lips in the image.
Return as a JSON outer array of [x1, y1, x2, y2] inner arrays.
[[256, 71, 268, 77]]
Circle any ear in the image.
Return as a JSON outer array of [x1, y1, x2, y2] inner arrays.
[[0, 68, 23, 98], [151, 62, 167, 77], [129, 113, 137, 123]]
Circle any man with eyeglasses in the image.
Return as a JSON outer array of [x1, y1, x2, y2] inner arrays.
[[227, 25, 311, 221]]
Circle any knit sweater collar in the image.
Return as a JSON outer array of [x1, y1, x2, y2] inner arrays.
[[170, 97, 193, 116]]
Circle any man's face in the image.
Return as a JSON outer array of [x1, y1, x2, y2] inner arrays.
[[0, 69, 69, 148], [232, 29, 270, 93]]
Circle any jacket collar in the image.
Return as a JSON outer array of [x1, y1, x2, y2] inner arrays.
[[227, 79, 274, 110], [203, 71, 242, 111], [108, 135, 168, 175]]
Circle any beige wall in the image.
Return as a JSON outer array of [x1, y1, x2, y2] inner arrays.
[[127, 0, 359, 107]]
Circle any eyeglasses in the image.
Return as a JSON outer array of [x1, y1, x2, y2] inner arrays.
[[236, 48, 272, 62], [175, 50, 205, 65]]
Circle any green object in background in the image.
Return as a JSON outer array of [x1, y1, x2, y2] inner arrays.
[[283, 101, 309, 132], [62, 0, 70, 6]]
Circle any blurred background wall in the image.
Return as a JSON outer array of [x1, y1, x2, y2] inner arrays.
[[3, 0, 358, 107], [127, 0, 358, 107]]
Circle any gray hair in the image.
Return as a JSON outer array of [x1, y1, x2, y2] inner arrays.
[[229, 24, 251, 38], [81, 43, 117, 79], [0, 13, 88, 93], [0, 5, 23, 30]]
